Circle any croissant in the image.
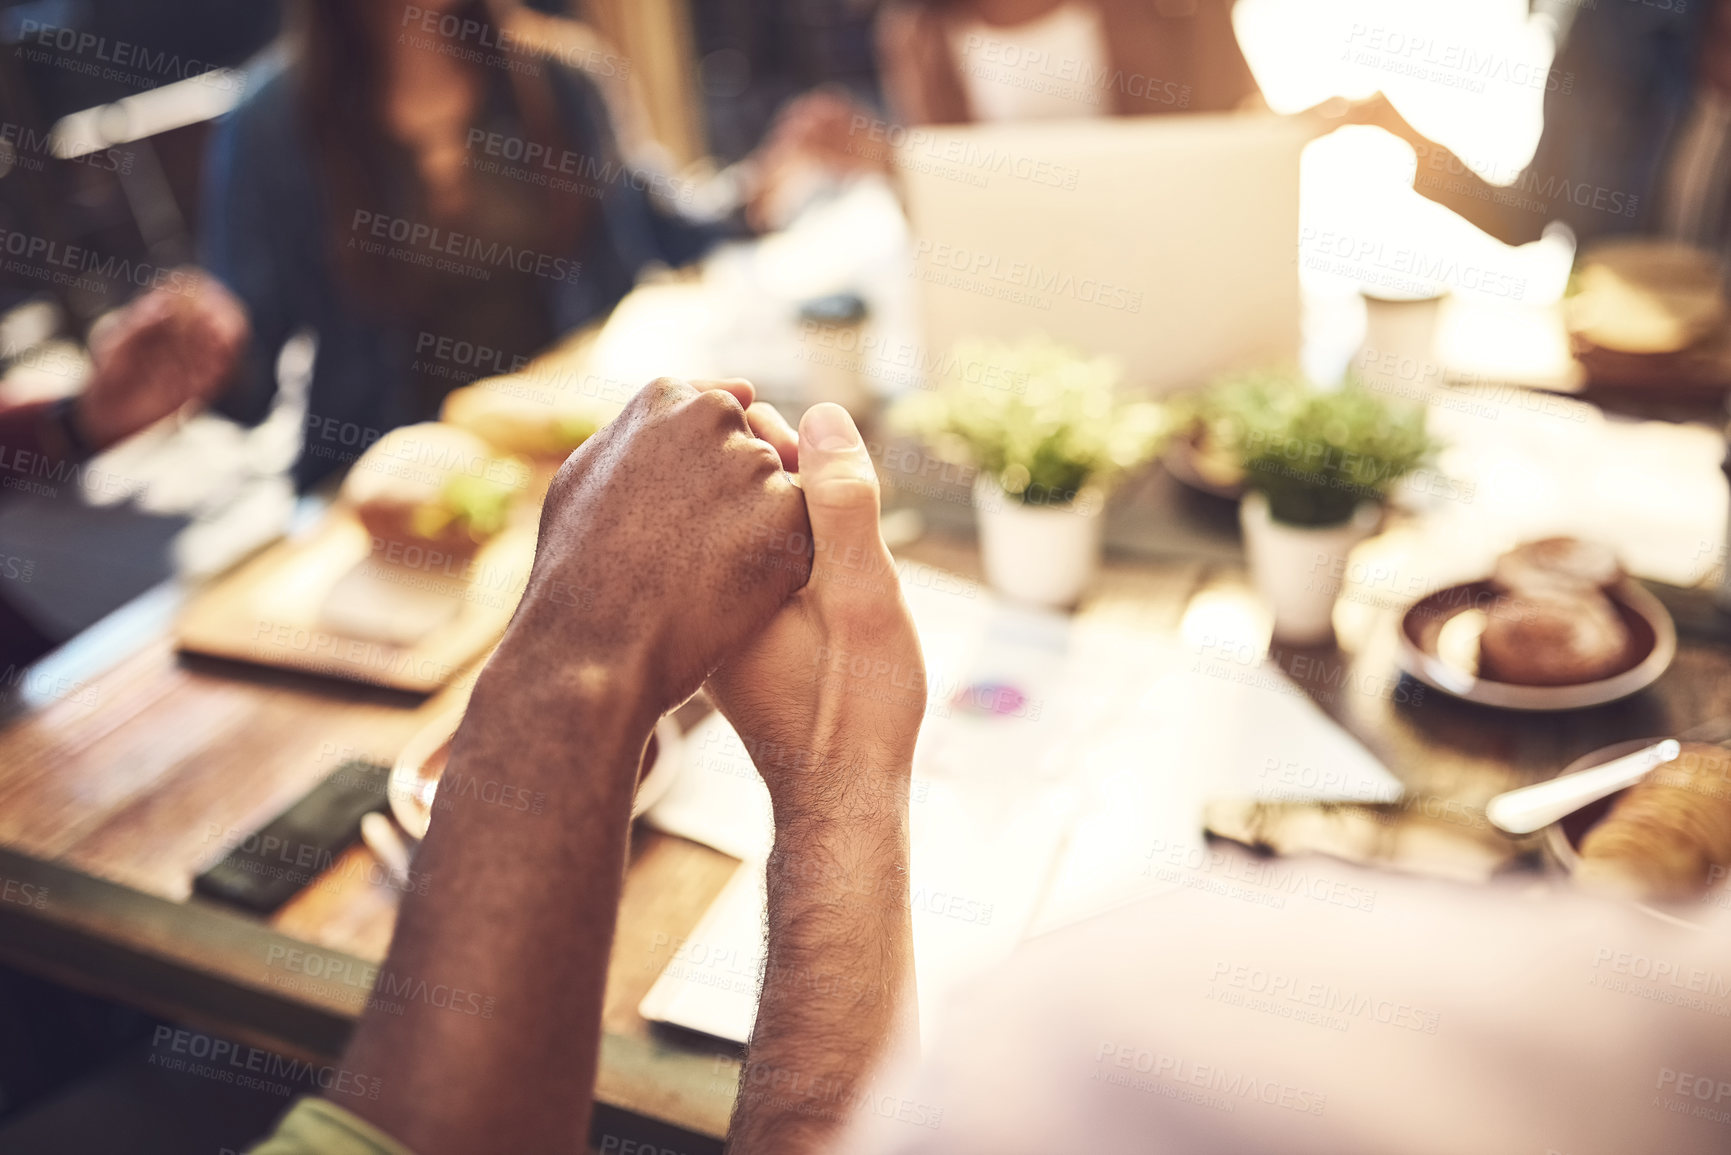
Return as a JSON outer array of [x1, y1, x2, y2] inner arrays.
[[1576, 743, 1731, 902]]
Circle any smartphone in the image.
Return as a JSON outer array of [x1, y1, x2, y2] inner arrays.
[[194, 761, 391, 913]]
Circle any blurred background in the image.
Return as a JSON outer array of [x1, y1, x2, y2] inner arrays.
[[3, 1, 1730, 1151]]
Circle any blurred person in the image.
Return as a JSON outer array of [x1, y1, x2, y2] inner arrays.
[[744, 86, 900, 230], [244, 380, 1731, 1155], [1360, 0, 1719, 255], [204, 0, 715, 491], [203, 0, 853, 491], [0, 274, 247, 667], [876, 0, 1259, 126]]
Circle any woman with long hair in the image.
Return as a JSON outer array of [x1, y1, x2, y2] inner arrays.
[[204, 0, 718, 488]]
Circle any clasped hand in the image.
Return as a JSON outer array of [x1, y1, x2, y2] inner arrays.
[[490, 377, 925, 806]]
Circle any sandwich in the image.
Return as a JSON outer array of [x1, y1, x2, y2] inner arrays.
[[341, 422, 530, 564]]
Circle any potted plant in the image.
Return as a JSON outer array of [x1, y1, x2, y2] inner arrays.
[[1212, 373, 1439, 645], [1163, 370, 1309, 497], [892, 335, 1165, 607]]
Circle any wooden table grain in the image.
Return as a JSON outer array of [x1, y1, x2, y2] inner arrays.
[[2, 510, 1729, 1143]]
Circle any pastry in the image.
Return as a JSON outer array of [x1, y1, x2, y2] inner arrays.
[[1566, 239, 1727, 355], [441, 376, 622, 462], [1577, 742, 1731, 902], [1477, 590, 1628, 685], [440, 326, 623, 463], [1491, 537, 1622, 596]]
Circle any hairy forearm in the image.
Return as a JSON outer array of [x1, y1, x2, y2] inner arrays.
[[727, 770, 917, 1154], [342, 648, 657, 1155]]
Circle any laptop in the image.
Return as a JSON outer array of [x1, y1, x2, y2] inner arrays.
[[897, 112, 1308, 393]]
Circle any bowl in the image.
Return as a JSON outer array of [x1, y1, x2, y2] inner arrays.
[[1396, 578, 1675, 711], [1543, 738, 1714, 929], [388, 707, 686, 840]]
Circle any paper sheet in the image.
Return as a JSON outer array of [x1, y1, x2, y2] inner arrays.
[[640, 565, 1403, 1042]]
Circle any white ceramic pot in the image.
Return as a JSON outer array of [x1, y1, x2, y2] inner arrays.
[[973, 477, 1104, 608], [1357, 291, 1445, 397], [1239, 491, 1381, 646]]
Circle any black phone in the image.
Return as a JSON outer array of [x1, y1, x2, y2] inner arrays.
[[193, 761, 391, 913]]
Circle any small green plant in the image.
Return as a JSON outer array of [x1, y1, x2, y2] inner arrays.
[[891, 335, 1166, 506], [1205, 372, 1439, 526], [1168, 369, 1311, 490]]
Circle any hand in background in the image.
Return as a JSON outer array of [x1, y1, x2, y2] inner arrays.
[[706, 400, 925, 818], [746, 87, 886, 232], [76, 269, 248, 451], [496, 377, 814, 725]]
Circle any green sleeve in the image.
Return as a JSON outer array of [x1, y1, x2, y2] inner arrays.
[[247, 1097, 415, 1155]]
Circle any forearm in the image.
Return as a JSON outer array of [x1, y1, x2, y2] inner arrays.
[[728, 765, 917, 1154], [1407, 141, 1548, 247], [341, 648, 657, 1154]]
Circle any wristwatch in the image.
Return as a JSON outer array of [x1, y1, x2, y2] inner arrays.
[[39, 395, 95, 462]]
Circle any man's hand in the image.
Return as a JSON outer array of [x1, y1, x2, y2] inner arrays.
[[495, 376, 814, 725], [76, 269, 248, 451], [337, 378, 812, 1155], [706, 401, 924, 1155], [707, 400, 924, 818]]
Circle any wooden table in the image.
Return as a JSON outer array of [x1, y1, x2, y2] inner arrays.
[[3, 485, 1730, 1147]]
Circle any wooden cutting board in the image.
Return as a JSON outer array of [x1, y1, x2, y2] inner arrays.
[[175, 511, 536, 694]]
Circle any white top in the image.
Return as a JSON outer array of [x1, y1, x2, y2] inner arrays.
[[947, 3, 1111, 122]]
